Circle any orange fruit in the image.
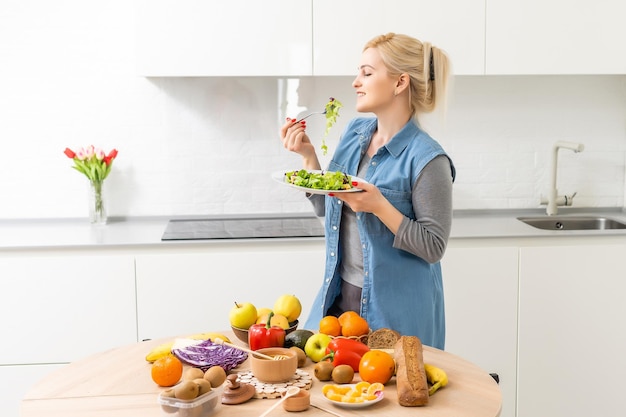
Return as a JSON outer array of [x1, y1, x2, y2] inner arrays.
[[151, 354, 183, 387], [319, 315, 342, 336], [338, 311, 369, 337], [358, 350, 395, 385]]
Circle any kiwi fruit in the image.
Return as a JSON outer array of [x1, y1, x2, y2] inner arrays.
[[289, 346, 307, 367], [183, 367, 205, 381], [331, 364, 354, 384], [204, 366, 227, 388], [174, 380, 199, 400], [193, 378, 212, 396], [314, 361, 335, 381]]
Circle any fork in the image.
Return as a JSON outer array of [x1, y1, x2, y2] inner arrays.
[[294, 109, 327, 124], [214, 338, 289, 360]]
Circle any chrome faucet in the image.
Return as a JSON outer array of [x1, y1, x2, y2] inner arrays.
[[541, 141, 584, 216]]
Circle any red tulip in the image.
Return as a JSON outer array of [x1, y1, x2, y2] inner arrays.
[[64, 148, 76, 159]]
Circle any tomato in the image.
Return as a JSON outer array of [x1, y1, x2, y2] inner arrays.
[[358, 350, 395, 384]]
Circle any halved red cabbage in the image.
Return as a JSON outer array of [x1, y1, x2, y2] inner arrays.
[[172, 338, 247, 372]]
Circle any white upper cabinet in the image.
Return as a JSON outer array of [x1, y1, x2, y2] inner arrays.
[[312, 0, 486, 76], [486, 0, 626, 74], [135, 0, 313, 76]]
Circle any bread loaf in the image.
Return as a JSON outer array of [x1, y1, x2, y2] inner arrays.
[[394, 336, 429, 406], [367, 328, 401, 349]]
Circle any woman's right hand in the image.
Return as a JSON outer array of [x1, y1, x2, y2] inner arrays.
[[280, 118, 319, 166]]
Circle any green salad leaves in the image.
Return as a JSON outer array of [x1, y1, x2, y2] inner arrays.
[[285, 170, 352, 191], [321, 97, 343, 155]]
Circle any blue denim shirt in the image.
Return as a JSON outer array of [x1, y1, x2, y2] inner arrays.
[[304, 117, 454, 349]]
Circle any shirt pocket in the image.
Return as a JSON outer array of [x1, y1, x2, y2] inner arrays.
[[367, 187, 414, 235], [327, 160, 348, 173]]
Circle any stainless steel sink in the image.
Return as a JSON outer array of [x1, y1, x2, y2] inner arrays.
[[517, 215, 626, 231]]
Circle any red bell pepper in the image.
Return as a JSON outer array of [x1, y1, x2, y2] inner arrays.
[[322, 337, 370, 372], [247, 312, 286, 351]]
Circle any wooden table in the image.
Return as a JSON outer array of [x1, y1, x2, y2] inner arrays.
[[21, 335, 501, 417]]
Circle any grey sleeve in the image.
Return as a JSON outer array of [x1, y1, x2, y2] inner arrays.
[[393, 155, 454, 263], [307, 193, 326, 217]]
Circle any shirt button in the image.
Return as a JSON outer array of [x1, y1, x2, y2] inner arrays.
[[371, 161, 377, 166], [362, 298, 367, 304], [330, 252, 335, 257], [362, 244, 366, 249], [332, 225, 338, 231], [337, 201, 342, 205]]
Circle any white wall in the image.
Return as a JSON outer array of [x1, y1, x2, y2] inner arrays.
[[1, 1, 625, 220]]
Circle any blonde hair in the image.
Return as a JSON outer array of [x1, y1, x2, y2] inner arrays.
[[364, 33, 451, 117]]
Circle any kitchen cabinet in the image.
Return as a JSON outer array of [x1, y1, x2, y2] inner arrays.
[[135, 0, 483, 76], [135, 0, 313, 76], [442, 244, 519, 417], [135, 240, 325, 341], [0, 253, 136, 417], [312, 0, 485, 76], [518, 244, 626, 417], [0, 254, 137, 364], [3, 364, 62, 417], [486, 0, 626, 74]]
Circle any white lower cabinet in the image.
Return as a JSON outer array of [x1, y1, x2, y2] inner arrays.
[[5, 364, 63, 417], [0, 254, 137, 417], [135, 240, 326, 341], [442, 245, 519, 417], [0, 254, 137, 364], [518, 244, 626, 417]]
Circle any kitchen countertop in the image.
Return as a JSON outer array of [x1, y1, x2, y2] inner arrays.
[[1, 208, 626, 250]]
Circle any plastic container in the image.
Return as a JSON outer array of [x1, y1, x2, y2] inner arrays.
[[157, 388, 220, 416]]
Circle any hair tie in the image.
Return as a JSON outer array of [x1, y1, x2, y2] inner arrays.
[[429, 49, 435, 81]]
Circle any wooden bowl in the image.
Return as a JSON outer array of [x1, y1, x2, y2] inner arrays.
[[250, 347, 298, 383], [282, 388, 310, 412], [231, 320, 299, 345]]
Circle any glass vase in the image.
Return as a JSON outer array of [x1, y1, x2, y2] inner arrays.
[[89, 181, 107, 225]]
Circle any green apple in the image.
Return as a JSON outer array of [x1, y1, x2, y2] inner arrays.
[[256, 312, 290, 329], [229, 301, 258, 330], [304, 333, 332, 362], [273, 294, 302, 322]]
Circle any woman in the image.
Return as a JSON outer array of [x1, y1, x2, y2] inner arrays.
[[280, 33, 455, 349]]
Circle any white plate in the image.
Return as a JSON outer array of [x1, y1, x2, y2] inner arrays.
[[322, 384, 384, 409], [272, 170, 366, 195]]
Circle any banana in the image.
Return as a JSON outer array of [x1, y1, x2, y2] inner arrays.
[[186, 332, 231, 343], [145, 341, 174, 363], [424, 363, 448, 396]]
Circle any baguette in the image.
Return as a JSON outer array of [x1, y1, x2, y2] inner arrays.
[[394, 336, 429, 406]]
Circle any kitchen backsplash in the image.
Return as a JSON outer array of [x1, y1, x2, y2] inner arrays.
[[1, 1, 625, 219]]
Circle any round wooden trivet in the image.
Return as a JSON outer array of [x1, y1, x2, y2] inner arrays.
[[236, 369, 313, 399]]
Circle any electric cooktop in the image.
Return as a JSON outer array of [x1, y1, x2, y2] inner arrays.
[[161, 216, 325, 240]]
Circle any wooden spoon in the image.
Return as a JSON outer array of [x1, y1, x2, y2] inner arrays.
[[213, 338, 287, 360]]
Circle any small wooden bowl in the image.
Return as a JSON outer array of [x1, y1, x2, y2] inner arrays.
[[282, 388, 310, 412], [231, 320, 299, 344], [250, 347, 298, 383]]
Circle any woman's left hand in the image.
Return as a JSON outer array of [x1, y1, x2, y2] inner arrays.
[[330, 181, 385, 214], [331, 181, 404, 234]]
